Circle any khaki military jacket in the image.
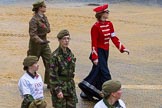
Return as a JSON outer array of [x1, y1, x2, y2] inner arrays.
[[29, 13, 50, 44]]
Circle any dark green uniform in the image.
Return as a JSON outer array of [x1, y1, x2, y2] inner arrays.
[[49, 47, 78, 108], [28, 13, 51, 85]]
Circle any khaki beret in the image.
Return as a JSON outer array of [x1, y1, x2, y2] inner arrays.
[[32, 0, 46, 11], [23, 56, 38, 67], [102, 80, 121, 95], [57, 29, 70, 39]]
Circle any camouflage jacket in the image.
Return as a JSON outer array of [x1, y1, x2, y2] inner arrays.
[[50, 47, 76, 96], [29, 13, 50, 44]]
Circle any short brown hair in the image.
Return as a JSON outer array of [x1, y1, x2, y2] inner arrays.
[[23, 66, 29, 71], [33, 5, 44, 13], [95, 11, 109, 21]]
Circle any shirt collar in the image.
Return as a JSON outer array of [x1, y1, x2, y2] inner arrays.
[[38, 13, 44, 18], [103, 98, 123, 108], [103, 98, 115, 108], [27, 71, 39, 79], [58, 46, 71, 55]]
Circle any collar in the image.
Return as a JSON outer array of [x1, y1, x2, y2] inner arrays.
[[35, 13, 46, 23], [58, 46, 71, 55], [98, 20, 108, 24], [38, 13, 44, 18], [103, 98, 115, 108], [103, 98, 122, 108], [27, 71, 39, 79]]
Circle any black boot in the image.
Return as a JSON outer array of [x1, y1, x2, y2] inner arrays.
[[47, 85, 50, 89]]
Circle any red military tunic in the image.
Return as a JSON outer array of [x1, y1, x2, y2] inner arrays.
[[91, 21, 126, 60]]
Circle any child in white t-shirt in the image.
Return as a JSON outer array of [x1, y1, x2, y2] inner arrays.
[[18, 56, 47, 108]]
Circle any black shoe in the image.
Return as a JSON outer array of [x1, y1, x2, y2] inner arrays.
[[80, 92, 88, 99], [47, 85, 50, 89], [78, 82, 102, 101], [80, 92, 99, 102]]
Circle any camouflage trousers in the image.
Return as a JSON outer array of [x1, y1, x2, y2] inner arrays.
[[51, 95, 77, 108], [27, 42, 51, 85]]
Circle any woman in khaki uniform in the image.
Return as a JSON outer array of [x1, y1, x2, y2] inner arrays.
[[28, 0, 51, 88]]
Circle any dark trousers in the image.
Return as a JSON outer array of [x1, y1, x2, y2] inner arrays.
[[79, 48, 111, 99], [27, 41, 51, 85]]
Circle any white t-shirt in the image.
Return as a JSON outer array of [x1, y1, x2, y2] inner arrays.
[[94, 99, 126, 108], [18, 72, 44, 99]]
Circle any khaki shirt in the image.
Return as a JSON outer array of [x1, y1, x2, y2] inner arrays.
[[29, 13, 50, 44]]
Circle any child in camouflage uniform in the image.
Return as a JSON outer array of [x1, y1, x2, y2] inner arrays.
[[49, 30, 78, 108]]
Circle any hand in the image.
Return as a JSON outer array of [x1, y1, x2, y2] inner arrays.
[[123, 49, 130, 55], [57, 92, 64, 99], [40, 40, 50, 45], [93, 59, 98, 65]]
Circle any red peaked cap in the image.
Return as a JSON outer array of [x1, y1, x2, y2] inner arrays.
[[93, 4, 109, 13]]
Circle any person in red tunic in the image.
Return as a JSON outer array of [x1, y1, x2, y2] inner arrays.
[[79, 4, 130, 101]]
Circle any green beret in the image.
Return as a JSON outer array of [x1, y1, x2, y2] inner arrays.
[[32, 0, 46, 11], [57, 29, 70, 39], [102, 80, 121, 96], [23, 56, 38, 67]]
